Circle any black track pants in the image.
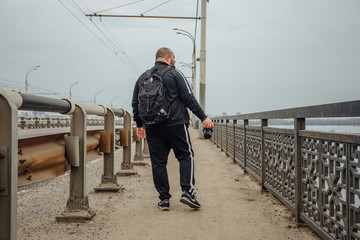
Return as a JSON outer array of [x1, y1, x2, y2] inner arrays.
[[145, 124, 195, 201]]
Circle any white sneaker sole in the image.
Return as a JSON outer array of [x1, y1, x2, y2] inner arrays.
[[180, 197, 201, 209], [158, 206, 170, 211]]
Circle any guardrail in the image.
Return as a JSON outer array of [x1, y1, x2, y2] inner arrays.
[[211, 100, 360, 240], [0, 87, 144, 240]]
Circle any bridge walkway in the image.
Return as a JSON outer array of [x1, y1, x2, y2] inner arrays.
[[16, 128, 319, 240]]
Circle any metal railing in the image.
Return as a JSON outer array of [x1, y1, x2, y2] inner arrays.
[[211, 100, 360, 240], [17, 117, 123, 129], [0, 88, 139, 240]]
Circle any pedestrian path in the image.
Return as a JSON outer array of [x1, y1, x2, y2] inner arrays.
[[17, 128, 319, 240]]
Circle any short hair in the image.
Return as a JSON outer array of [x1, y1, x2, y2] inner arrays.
[[156, 47, 173, 59]]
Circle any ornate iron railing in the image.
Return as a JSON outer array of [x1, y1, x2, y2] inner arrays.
[[211, 100, 360, 240]]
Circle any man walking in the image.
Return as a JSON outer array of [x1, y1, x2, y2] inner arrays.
[[132, 47, 214, 211]]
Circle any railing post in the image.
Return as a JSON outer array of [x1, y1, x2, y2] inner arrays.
[[94, 108, 121, 191], [133, 130, 146, 165], [225, 119, 229, 156], [220, 119, 224, 151], [243, 119, 248, 174], [233, 119, 237, 162], [56, 104, 95, 221], [261, 119, 268, 190], [294, 118, 305, 223], [0, 89, 18, 240], [215, 120, 219, 147], [117, 111, 137, 176], [143, 138, 150, 158]]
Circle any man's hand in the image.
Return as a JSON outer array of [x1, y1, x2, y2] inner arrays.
[[137, 127, 146, 139], [202, 117, 214, 129]]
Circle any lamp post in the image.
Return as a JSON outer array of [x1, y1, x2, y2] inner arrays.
[[25, 65, 40, 94], [93, 90, 103, 105], [69, 81, 79, 99], [111, 96, 118, 108], [173, 28, 198, 128]]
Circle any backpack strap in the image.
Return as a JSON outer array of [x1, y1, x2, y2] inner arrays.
[[145, 66, 173, 79], [158, 66, 173, 77], [145, 69, 152, 79]]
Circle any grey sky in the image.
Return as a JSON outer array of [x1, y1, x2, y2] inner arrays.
[[1, 0, 359, 116]]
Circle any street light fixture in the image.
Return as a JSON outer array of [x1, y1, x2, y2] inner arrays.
[[179, 62, 192, 69], [179, 62, 194, 82], [173, 28, 198, 128], [69, 81, 79, 99], [93, 90, 103, 105], [25, 65, 40, 94]]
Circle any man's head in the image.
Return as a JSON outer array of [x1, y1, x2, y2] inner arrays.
[[156, 47, 176, 66]]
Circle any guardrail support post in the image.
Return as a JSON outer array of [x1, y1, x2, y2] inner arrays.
[[233, 120, 237, 162], [261, 119, 268, 190], [94, 108, 121, 192], [143, 138, 150, 158], [133, 137, 146, 166], [294, 118, 305, 223], [117, 111, 137, 176], [56, 104, 95, 221], [0, 89, 18, 240], [225, 119, 229, 156], [220, 119, 224, 151], [243, 119, 248, 174], [214, 119, 219, 148]]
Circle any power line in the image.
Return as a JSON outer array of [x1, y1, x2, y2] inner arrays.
[[140, 0, 173, 15], [73, 0, 141, 73], [87, 17, 140, 73], [57, 0, 140, 75], [95, 0, 145, 14], [78, 0, 93, 12], [97, 19, 141, 72]]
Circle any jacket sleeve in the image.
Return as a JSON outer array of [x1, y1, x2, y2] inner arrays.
[[173, 69, 207, 121], [132, 76, 143, 127]]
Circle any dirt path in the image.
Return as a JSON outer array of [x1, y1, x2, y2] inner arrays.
[[17, 129, 319, 240]]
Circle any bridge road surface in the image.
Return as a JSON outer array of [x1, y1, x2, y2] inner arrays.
[[17, 128, 320, 240]]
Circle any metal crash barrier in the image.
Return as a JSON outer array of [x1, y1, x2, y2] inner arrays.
[[211, 100, 360, 240], [0, 87, 136, 239]]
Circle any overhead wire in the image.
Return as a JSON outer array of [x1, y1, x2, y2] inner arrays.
[[140, 0, 173, 15], [58, 0, 199, 75], [98, 21, 141, 71], [57, 0, 140, 75], [95, 0, 145, 14], [73, 0, 141, 73]]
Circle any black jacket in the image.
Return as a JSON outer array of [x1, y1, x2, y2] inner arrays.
[[132, 61, 207, 128]]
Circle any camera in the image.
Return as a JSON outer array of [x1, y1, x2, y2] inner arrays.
[[203, 128, 213, 139]]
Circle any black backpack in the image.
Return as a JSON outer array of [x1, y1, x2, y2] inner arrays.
[[138, 67, 173, 125]]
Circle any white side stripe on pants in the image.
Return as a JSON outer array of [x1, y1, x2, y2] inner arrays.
[[183, 124, 194, 192]]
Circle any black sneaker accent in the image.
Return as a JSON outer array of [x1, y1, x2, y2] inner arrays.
[[180, 191, 201, 209], [158, 199, 170, 211]]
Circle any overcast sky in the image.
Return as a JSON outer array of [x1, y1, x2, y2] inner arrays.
[[1, 0, 359, 116]]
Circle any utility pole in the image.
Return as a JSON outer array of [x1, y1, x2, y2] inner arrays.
[[198, 0, 208, 139]]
